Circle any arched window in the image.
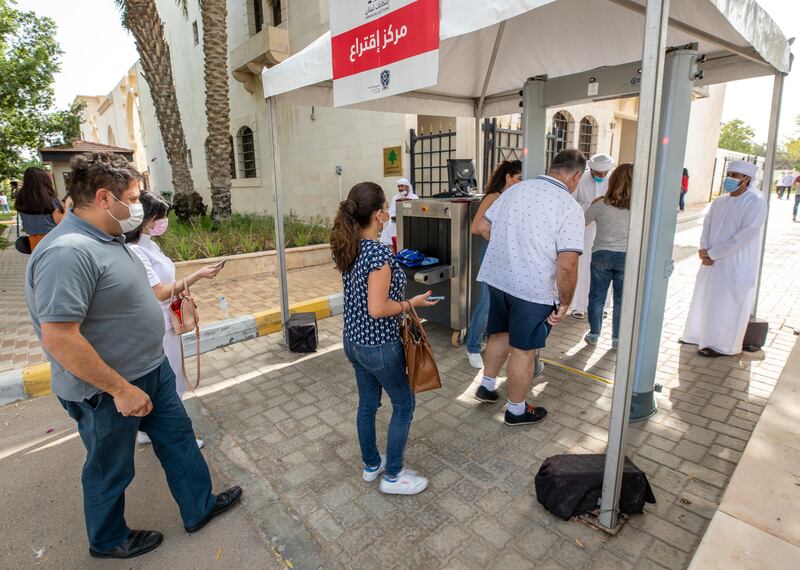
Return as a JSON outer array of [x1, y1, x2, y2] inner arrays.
[[229, 135, 237, 179], [546, 111, 573, 168], [238, 126, 257, 178], [578, 116, 598, 157]]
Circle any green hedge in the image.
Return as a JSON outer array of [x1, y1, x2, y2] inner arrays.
[[155, 212, 332, 261]]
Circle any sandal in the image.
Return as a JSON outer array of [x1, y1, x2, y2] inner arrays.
[[697, 348, 723, 358]]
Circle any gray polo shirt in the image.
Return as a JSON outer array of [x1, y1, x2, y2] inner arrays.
[[26, 212, 166, 402]]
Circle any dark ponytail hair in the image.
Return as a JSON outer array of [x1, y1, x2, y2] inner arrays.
[[331, 182, 386, 273], [484, 160, 522, 199], [15, 167, 64, 215]]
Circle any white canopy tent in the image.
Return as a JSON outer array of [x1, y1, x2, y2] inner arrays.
[[263, 0, 789, 116], [261, 0, 791, 529]]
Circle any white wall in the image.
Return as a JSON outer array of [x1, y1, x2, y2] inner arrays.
[[683, 84, 727, 205]]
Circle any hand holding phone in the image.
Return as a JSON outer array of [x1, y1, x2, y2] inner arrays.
[[426, 296, 445, 302], [215, 259, 227, 269]]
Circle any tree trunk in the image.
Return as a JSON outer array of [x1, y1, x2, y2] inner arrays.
[[202, 0, 233, 224], [124, 0, 204, 218]]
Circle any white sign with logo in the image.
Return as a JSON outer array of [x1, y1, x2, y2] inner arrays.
[[329, 0, 440, 107]]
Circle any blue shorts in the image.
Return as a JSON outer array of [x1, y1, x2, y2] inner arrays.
[[486, 286, 555, 350]]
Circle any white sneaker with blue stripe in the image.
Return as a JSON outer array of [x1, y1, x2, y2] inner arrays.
[[362, 453, 386, 482]]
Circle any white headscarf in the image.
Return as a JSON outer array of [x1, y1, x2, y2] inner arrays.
[[588, 153, 615, 172], [395, 178, 417, 198], [727, 160, 759, 191]]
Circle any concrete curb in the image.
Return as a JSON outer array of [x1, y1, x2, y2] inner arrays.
[[0, 292, 343, 405]]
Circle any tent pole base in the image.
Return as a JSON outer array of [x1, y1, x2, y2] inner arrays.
[[629, 391, 658, 423]]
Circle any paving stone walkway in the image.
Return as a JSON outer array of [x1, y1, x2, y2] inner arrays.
[[179, 200, 800, 569], [0, 220, 342, 372], [191, 264, 342, 322]]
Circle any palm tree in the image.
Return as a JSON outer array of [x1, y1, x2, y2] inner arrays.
[[197, 0, 233, 223], [115, 0, 205, 220]]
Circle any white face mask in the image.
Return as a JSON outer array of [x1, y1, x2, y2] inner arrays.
[[107, 193, 144, 233]]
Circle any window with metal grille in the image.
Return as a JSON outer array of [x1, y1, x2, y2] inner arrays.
[[253, 0, 264, 33], [187, 149, 193, 169], [578, 116, 598, 157], [272, 0, 282, 26], [192, 21, 199, 45], [238, 127, 257, 178], [229, 135, 236, 179], [546, 111, 573, 169]]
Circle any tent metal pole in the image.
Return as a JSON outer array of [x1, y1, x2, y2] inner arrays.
[[474, 21, 505, 193], [598, 0, 670, 531], [752, 72, 784, 318], [266, 96, 291, 340]]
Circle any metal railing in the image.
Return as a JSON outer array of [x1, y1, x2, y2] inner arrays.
[[482, 118, 523, 186], [409, 127, 455, 197]]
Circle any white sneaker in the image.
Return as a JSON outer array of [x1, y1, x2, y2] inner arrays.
[[137, 432, 152, 445], [571, 311, 586, 320], [379, 469, 428, 495], [467, 352, 484, 369], [196, 439, 205, 449], [362, 453, 386, 482]]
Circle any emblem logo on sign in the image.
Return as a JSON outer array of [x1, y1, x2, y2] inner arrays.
[[380, 69, 391, 90]]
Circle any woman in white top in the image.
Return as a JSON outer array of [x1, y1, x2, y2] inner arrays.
[[126, 192, 223, 447]]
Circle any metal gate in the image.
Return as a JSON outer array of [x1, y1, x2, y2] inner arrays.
[[482, 118, 523, 186], [409, 128, 455, 197]]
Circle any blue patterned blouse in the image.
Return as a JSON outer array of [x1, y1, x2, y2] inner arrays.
[[342, 239, 407, 345]]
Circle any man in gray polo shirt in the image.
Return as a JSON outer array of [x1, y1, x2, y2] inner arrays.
[[474, 149, 585, 426], [26, 152, 241, 559]]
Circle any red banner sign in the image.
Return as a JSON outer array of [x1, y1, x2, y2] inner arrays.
[[329, 0, 440, 107]]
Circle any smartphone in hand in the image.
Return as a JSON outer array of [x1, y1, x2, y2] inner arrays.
[[426, 296, 445, 302], [215, 259, 228, 269]]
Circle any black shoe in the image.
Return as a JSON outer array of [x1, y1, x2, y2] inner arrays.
[[504, 404, 548, 426], [185, 486, 243, 533], [89, 530, 163, 559], [474, 385, 499, 402]]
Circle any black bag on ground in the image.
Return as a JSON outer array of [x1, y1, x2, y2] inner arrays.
[[742, 318, 768, 351], [287, 312, 318, 353], [535, 454, 656, 521]]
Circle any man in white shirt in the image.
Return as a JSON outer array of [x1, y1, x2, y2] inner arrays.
[[570, 153, 614, 319], [379, 178, 418, 248], [474, 150, 585, 426], [777, 172, 795, 200], [682, 160, 767, 357]]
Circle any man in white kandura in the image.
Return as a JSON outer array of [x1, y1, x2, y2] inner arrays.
[[682, 160, 767, 357], [571, 153, 614, 319], [379, 178, 419, 248]]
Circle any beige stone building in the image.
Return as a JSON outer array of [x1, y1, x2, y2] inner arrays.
[[77, 1, 726, 217], [73, 65, 150, 189]]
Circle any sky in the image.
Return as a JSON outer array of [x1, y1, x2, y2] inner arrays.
[[17, 0, 800, 145]]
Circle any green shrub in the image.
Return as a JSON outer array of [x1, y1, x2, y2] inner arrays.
[[155, 212, 331, 261]]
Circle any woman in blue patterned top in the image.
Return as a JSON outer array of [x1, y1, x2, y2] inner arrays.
[[331, 182, 437, 496]]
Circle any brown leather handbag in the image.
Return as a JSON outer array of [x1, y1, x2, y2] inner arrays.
[[168, 279, 201, 389], [400, 304, 441, 393]]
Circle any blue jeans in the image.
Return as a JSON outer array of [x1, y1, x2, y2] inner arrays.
[[794, 194, 800, 219], [465, 240, 489, 353], [588, 250, 626, 340], [679, 191, 686, 211], [343, 338, 415, 478], [59, 359, 215, 552]]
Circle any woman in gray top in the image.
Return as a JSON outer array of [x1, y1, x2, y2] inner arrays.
[[583, 163, 632, 350]]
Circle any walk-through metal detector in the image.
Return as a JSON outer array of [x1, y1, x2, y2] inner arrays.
[[521, 47, 699, 425]]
